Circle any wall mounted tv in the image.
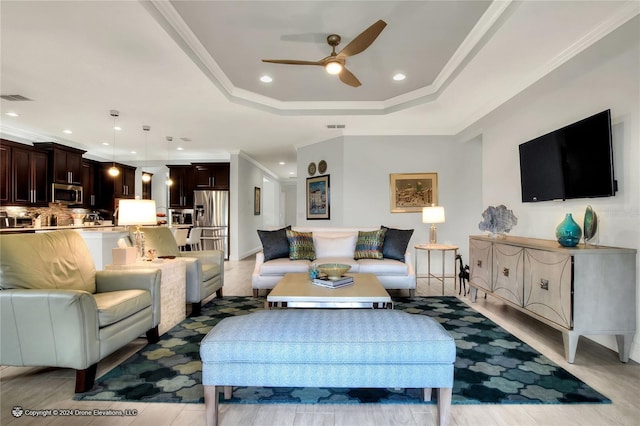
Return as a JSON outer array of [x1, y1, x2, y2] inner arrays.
[[519, 109, 617, 203]]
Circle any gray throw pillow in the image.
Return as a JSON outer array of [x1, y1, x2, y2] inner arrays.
[[381, 226, 414, 262], [257, 226, 291, 261]]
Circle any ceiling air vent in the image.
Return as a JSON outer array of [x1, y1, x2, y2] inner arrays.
[[326, 124, 346, 129], [0, 94, 33, 101]]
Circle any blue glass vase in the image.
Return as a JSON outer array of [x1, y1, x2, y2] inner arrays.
[[556, 213, 582, 247]]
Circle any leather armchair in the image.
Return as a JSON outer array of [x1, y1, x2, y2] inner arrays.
[[132, 226, 224, 315], [0, 230, 161, 392]]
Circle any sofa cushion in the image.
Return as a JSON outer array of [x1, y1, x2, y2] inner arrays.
[[354, 229, 386, 260], [0, 230, 97, 293], [93, 289, 151, 327], [136, 227, 180, 257], [381, 226, 414, 262], [286, 230, 316, 261], [357, 258, 410, 275], [257, 226, 291, 261], [261, 258, 311, 275], [313, 234, 358, 259]]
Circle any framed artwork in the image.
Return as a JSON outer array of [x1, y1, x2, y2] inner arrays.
[[306, 174, 330, 220], [254, 187, 261, 215], [390, 172, 438, 213]]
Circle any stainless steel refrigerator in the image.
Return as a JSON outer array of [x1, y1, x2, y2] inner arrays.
[[194, 190, 229, 259]]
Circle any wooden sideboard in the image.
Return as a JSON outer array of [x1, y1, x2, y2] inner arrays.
[[468, 235, 636, 363]]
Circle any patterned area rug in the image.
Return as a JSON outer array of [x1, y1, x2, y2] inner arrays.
[[75, 296, 610, 405]]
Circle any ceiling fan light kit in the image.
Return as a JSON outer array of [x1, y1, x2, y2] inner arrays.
[[262, 19, 387, 87], [325, 61, 343, 75]]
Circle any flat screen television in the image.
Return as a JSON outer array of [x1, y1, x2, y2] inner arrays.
[[519, 109, 616, 202]]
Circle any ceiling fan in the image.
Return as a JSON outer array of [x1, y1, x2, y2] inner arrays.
[[262, 19, 387, 87]]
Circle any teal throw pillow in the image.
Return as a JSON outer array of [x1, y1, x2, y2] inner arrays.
[[286, 229, 316, 261], [354, 229, 386, 260]]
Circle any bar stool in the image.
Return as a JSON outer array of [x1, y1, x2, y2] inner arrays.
[[186, 227, 203, 251], [172, 228, 189, 251]]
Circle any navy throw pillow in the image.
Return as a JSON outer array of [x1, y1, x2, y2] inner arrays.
[[257, 226, 291, 261], [381, 226, 414, 262]]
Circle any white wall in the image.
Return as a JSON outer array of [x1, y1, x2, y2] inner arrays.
[[297, 137, 345, 226], [232, 152, 283, 260], [297, 135, 483, 275], [262, 176, 278, 228], [281, 181, 297, 226], [462, 16, 640, 361]]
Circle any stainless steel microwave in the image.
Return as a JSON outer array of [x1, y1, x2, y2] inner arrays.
[[52, 183, 83, 205]]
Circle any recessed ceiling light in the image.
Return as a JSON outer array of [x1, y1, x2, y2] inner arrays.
[[130, 151, 137, 154], [63, 129, 72, 134], [289, 172, 295, 175], [260, 75, 273, 83], [176, 147, 184, 151], [102, 142, 110, 146], [279, 162, 285, 165], [393, 73, 406, 81], [5, 112, 19, 117], [113, 126, 122, 131]]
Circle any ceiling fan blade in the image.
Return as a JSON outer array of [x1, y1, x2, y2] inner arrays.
[[339, 67, 361, 87], [337, 19, 387, 58], [262, 59, 323, 66]]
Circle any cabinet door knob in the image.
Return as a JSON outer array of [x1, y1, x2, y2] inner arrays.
[[540, 278, 549, 290], [503, 267, 509, 277], [477, 260, 482, 267]]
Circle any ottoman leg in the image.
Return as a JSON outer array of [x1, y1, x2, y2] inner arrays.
[[437, 387, 452, 426], [204, 385, 219, 426]]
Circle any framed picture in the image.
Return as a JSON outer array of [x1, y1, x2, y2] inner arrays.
[[306, 175, 330, 220], [254, 187, 261, 215], [390, 173, 438, 213]]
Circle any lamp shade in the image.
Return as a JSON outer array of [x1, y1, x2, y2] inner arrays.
[[118, 199, 157, 226], [422, 206, 445, 224]]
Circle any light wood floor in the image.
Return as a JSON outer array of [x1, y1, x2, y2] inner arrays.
[[2, 256, 639, 425]]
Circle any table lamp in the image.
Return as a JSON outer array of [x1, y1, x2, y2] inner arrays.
[[422, 205, 445, 244], [117, 199, 157, 258]]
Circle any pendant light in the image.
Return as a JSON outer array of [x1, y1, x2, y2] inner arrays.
[[165, 136, 173, 186], [141, 125, 151, 183], [108, 110, 120, 177]]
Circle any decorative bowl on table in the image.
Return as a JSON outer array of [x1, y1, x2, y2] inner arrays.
[[317, 263, 351, 280]]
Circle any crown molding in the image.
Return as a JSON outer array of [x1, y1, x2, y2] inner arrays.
[[452, 0, 640, 136], [144, 0, 511, 115]]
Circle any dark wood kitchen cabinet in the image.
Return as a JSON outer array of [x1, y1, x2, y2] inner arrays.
[[12, 145, 49, 205], [81, 159, 98, 208], [96, 162, 136, 211], [34, 142, 85, 184], [0, 142, 10, 204], [193, 163, 229, 190], [168, 165, 194, 208], [141, 173, 153, 200]]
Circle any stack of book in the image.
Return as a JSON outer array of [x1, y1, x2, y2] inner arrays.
[[312, 276, 354, 288]]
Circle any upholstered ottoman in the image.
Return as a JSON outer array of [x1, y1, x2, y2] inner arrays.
[[200, 309, 456, 426]]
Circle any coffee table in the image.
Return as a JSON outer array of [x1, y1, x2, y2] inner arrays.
[[266, 273, 392, 309]]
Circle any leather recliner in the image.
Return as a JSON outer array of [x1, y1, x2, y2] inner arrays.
[[0, 230, 161, 392], [131, 226, 224, 315]]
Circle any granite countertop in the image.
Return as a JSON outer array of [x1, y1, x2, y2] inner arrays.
[[0, 224, 183, 234], [0, 224, 117, 233]]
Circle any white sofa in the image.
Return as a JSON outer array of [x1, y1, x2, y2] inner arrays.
[[252, 227, 416, 297]]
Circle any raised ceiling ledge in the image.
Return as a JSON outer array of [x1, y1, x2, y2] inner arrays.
[[143, 0, 512, 115]]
